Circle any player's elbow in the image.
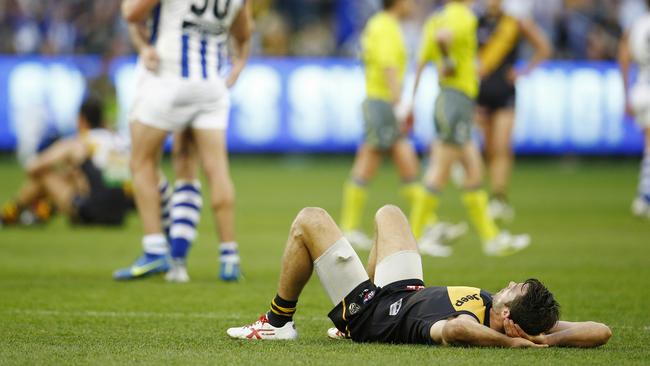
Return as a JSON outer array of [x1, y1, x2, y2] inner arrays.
[[590, 322, 612, 346], [122, 3, 146, 23], [441, 319, 469, 345]]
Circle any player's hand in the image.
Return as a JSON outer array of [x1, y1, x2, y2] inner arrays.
[[140, 45, 159, 72], [226, 58, 246, 88], [400, 111, 415, 135], [508, 337, 548, 348], [504, 319, 548, 345], [625, 101, 635, 118]]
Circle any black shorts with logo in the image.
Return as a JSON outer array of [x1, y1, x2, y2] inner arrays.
[[328, 279, 425, 344]]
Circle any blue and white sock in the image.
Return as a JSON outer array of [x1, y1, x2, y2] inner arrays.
[[639, 151, 650, 202], [170, 180, 202, 261], [160, 178, 173, 239]]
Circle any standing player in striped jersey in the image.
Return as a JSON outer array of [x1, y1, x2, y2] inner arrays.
[[619, 0, 650, 219], [408, 0, 530, 257], [339, 0, 424, 249], [476, 0, 551, 222], [113, 0, 252, 281]]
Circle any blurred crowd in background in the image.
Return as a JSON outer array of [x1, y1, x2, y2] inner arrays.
[[0, 0, 648, 60]]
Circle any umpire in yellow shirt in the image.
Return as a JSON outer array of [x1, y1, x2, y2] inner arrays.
[[339, 0, 422, 249], [409, 0, 530, 257]]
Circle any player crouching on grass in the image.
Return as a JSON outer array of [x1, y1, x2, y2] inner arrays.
[[0, 96, 132, 227], [227, 205, 611, 348]]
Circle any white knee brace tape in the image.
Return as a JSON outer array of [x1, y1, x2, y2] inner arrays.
[[314, 238, 369, 305]]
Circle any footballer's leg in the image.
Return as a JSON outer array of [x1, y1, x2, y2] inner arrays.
[[227, 207, 368, 340], [165, 130, 202, 283], [391, 138, 420, 208], [113, 121, 170, 280], [487, 108, 516, 222], [632, 128, 650, 217], [328, 204, 423, 340], [341, 143, 383, 249], [460, 142, 530, 256], [1, 171, 64, 225], [191, 128, 239, 281], [366, 205, 421, 284]]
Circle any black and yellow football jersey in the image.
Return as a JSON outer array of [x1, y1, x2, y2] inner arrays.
[[328, 279, 493, 344], [477, 11, 521, 109]]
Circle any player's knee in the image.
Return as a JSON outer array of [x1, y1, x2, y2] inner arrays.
[[375, 204, 404, 223], [210, 187, 235, 211], [292, 207, 331, 234]]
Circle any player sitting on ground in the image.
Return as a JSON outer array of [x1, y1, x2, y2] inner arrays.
[[226, 205, 611, 348], [1, 96, 132, 227]]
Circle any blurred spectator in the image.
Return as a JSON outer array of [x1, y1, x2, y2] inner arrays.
[[0, 0, 649, 60]]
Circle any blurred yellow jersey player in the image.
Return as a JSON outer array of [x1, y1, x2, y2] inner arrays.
[[339, 0, 423, 250], [409, 0, 531, 258]]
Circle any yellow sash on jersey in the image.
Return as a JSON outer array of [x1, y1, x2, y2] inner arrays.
[[447, 286, 487, 324]]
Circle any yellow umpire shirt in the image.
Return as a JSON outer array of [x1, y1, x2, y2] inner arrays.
[[361, 11, 407, 102], [418, 2, 479, 99]]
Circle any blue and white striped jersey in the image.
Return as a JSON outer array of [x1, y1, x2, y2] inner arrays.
[[147, 0, 245, 80]]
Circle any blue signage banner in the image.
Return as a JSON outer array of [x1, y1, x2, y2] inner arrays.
[[0, 56, 645, 156]]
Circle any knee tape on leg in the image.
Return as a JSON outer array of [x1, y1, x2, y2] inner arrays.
[[374, 250, 423, 287], [314, 238, 369, 305]]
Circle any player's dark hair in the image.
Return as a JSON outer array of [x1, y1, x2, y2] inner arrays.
[[79, 95, 104, 129], [383, 0, 397, 9], [509, 279, 560, 335]]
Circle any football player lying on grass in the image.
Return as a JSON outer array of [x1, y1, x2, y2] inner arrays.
[[227, 205, 611, 348]]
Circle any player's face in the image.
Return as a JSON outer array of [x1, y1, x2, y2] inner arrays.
[[486, 0, 502, 15], [492, 281, 526, 309], [397, 0, 415, 18]]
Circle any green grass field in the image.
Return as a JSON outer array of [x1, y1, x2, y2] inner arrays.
[[1, 155, 649, 365]]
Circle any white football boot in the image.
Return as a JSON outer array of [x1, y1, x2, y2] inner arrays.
[[423, 221, 469, 244], [488, 199, 515, 223], [227, 314, 298, 340], [165, 259, 190, 283], [418, 236, 453, 257], [327, 327, 348, 340], [483, 231, 531, 257], [344, 230, 373, 250]]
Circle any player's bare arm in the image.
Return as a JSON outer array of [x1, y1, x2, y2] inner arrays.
[[517, 19, 552, 77], [25, 138, 88, 177], [619, 32, 633, 116], [505, 319, 612, 348], [122, 0, 160, 23], [432, 314, 545, 348], [227, 0, 253, 87], [127, 22, 159, 72], [436, 28, 455, 77]]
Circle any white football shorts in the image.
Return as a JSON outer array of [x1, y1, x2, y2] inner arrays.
[[129, 66, 230, 131]]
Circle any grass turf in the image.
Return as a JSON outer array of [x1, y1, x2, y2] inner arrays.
[[0, 155, 649, 365]]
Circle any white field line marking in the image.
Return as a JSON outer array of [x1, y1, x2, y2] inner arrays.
[[6, 309, 328, 322]]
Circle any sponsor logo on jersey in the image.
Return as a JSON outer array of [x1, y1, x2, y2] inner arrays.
[[389, 298, 403, 316], [454, 294, 481, 307], [348, 303, 361, 315], [360, 289, 376, 304], [406, 285, 425, 291]]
